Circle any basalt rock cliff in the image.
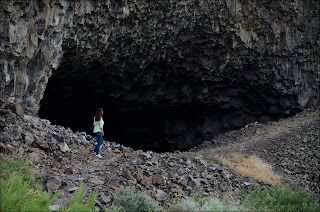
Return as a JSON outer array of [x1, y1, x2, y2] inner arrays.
[[1, 0, 319, 150]]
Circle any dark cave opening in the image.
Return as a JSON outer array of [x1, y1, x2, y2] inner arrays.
[[39, 92, 225, 152], [39, 62, 299, 152]]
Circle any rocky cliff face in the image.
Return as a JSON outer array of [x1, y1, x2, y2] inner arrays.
[[1, 0, 319, 150]]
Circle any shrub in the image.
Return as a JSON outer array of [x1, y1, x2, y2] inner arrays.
[[0, 155, 32, 180], [0, 170, 59, 211], [178, 196, 240, 212], [60, 181, 98, 212], [167, 199, 184, 212], [242, 185, 320, 212], [168, 192, 241, 212], [0, 155, 59, 211], [0, 155, 98, 212], [113, 186, 161, 212]]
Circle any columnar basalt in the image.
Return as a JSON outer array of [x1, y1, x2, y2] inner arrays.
[[0, 0, 319, 150]]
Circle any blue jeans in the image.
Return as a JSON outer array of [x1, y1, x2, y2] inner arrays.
[[94, 132, 103, 155]]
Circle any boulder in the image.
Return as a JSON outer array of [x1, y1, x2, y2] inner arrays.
[[153, 173, 162, 185], [100, 194, 111, 204], [49, 204, 62, 211], [136, 170, 144, 182], [88, 176, 105, 185], [33, 136, 49, 151], [24, 132, 34, 145], [155, 189, 168, 201], [67, 187, 80, 192], [58, 142, 70, 152], [79, 134, 88, 145], [46, 177, 61, 192], [4, 103, 24, 116], [122, 170, 134, 180], [141, 177, 152, 186], [28, 151, 43, 163], [189, 179, 201, 190]]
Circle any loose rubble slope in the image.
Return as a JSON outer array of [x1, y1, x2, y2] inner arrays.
[[0, 106, 319, 210], [188, 107, 320, 202]]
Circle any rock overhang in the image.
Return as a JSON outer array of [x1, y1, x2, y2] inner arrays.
[[1, 0, 319, 150], [1, 0, 319, 111]]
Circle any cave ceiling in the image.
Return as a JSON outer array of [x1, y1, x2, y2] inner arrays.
[[0, 0, 319, 113]]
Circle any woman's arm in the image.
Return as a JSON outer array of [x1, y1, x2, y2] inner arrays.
[[100, 119, 104, 136]]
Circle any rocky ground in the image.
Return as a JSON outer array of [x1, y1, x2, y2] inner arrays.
[[0, 104, 319, 211], [187, 107, 320, 202]]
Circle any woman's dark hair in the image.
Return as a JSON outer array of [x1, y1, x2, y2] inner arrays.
[[95, 108, 103, 121]]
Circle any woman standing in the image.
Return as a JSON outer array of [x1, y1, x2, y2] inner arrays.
[[93, 108, 104, 158]]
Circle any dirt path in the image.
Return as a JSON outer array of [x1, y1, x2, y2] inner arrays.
[[200, 109, 318, 156]]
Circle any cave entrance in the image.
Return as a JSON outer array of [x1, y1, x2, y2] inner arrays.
[[39, 86, 232, 152], [39, 61, 299, 152]]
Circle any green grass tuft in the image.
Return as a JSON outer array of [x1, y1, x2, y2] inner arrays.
[[0, 155, 32, 180], [60, 181, 98, 212], [242, 185, 320, 212]]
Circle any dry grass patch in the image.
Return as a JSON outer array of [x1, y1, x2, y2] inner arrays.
[[215, 153, 282, 186]]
